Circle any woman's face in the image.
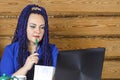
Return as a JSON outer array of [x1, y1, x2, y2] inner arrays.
[[27, 13, 45, 44]]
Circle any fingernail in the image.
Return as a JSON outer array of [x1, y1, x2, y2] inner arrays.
[[34, 53, 39, 55]]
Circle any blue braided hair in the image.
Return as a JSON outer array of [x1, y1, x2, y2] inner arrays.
[[12, 4, 52, 69]]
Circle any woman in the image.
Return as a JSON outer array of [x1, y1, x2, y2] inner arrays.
[[0, 4, 58, 79]]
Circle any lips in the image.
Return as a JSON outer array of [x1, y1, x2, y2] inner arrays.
[[33, 36, 40, 38]]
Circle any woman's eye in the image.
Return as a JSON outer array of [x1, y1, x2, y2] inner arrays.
[[30, 25, 35, 28], [41, 26, 45, 29]]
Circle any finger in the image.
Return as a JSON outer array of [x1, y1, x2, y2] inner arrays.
[[33, 53, 39, 56], [29, 54, 38, 59], [34, 60, 39, 64], [32, 57, 39, 61], [31, 56, 39, 61], [31, 59, 39, 64], [30, 53, 39, 58]]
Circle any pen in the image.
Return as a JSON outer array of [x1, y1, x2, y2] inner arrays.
[[34, 38, 38, 53]]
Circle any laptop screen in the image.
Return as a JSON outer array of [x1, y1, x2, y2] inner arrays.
[[55, 48, 105, 80]]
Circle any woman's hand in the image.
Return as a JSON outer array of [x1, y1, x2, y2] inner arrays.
[[12, 53, 39, 76], [23, 53, 39, 71]]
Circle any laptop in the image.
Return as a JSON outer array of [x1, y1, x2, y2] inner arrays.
[[55, 48, 105, 80]]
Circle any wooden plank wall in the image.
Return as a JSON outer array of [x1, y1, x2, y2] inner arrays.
[[0, 0, 120, 80]]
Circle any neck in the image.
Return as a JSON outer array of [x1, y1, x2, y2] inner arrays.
[[28, 42, 37, 54]]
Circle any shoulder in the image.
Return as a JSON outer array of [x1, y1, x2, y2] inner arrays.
[[3, 42, 19, 56], [5, 42, 19, 50], [49, 43, 58, 57], [49, 44, 58, 67], [6, 42, 19, 48], [49, 43, 58, 53], [1, 42, 19, 76], [49, 43, 57, 49]]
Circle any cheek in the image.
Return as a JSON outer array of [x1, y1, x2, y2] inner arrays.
[[39, 30, 45, 40], [41, 30, 45, 36], [27, 29, 33, 39]]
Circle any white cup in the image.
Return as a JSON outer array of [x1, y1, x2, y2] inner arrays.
[[15, 75, 27, 80]]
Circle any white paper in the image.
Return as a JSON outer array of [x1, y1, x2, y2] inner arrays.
[[34, 65, 55, 80]]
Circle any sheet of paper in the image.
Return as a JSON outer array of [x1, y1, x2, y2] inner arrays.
[[34, 65, 55, 80]]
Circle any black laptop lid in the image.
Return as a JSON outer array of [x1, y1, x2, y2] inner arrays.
[[55, 48, 105, 80]]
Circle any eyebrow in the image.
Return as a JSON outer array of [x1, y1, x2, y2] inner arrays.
[[39, 24, 45, 27], [30, 23, 45, 27], [30, 23, 36, 26]]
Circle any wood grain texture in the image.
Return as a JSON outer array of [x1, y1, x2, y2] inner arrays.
[[50, 38, 120, 57], [1, 17, 120, 36], [0, 0, 120, 16], [49, 17, 120, 36], [102, 61, 120, 79], [0, 18, 17, 36]]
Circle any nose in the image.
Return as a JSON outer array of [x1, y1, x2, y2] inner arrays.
[[35, 27, 41, 34]]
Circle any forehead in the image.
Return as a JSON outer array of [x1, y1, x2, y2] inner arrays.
[[28, 13, 45, 23]]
